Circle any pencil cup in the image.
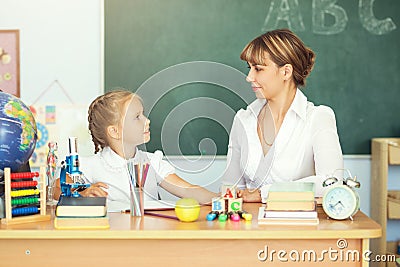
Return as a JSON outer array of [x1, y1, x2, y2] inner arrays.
[[127, 162, 148, 217], [130, 186, 144, 217]]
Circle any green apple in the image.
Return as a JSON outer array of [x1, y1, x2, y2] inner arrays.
[[175, 198, 200, 222]]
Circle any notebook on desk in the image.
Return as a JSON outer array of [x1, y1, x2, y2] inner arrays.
[[108, 200, 176, 213], [144, 200, 176, 210]]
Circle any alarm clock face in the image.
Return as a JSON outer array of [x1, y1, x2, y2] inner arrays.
[[322, 185, 359, 220]]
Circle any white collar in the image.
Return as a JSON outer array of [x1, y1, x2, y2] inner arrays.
[[290, 89, 308, 121], [246, 88, 308, 120], [100, 146, 141, 168]]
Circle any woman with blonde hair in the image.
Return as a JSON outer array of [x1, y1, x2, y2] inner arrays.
[[222, 29, 343, 202]]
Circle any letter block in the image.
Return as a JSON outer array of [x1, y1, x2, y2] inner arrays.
[[221, 185, 236, 199], [212, 197, 225, 212], [228, 197, 242, 212]]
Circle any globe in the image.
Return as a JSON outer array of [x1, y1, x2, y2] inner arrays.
[[0, 92, 37, 172]]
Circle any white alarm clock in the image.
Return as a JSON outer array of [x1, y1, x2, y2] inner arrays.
[[322, 172, 360, 220]]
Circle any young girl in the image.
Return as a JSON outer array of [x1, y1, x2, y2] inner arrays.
[[54, 89, 217, 211]]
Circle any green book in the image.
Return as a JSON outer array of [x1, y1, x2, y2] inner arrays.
[[267, 182, 315, 201]]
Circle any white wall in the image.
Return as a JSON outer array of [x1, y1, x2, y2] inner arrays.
[[0, 0, 103, 105], [1, 0, 103, 159]]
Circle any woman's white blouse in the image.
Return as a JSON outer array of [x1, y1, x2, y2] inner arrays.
[[80, 146, 175, 211], [222, 89, 343, 200]]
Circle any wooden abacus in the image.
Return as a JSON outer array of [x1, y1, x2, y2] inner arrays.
[[2, 167, 51, 225]]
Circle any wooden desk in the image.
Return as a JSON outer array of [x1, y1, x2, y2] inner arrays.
[[0, 204, 381, 267]]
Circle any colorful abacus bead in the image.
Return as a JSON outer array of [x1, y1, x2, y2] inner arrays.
[[11, 197, 39, 206], [10, 172, 39, 179], [11, 181, 38, 188], [11, 206, 39, 216], [10, 189, 40, 197]]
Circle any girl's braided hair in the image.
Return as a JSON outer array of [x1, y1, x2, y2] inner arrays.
[[87, 89, 139, 153]]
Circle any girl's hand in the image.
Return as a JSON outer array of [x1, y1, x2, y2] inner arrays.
[[79, 182, 109, 197], [237, 188, 261, 203]]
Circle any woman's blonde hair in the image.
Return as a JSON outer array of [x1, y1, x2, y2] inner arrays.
[[240, 28, 315, 87], [88, 88, 141, 153]]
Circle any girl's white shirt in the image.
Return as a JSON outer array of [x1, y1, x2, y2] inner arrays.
[[80, 146, 175, 212], [222, 89, 343, 201]]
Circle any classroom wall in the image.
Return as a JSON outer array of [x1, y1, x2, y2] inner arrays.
[[0, 0, 103, 160], [0, 0, 103, 105], [2, 0, 399, 241]]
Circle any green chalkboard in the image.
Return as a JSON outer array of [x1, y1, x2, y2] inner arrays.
[[105, 0, 400, 155]]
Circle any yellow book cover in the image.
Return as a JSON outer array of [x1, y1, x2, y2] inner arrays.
[[54, 216, 110, 230]]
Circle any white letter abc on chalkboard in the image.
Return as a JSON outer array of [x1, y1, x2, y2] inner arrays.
[[262, 0, 396, 35]]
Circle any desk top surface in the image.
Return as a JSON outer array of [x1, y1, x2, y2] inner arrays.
[[0, 203, 381, 240]]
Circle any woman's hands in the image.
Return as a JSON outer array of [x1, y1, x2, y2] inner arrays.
[[79, 182, 109, 197], [237, 188, 261, 202]]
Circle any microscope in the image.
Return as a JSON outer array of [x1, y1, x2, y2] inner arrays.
[[59, 137, 90, 197]]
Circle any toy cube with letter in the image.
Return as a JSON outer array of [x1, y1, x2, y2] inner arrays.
[[212, 185, 243, 213]]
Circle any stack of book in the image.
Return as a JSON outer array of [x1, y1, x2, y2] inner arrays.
[[54, 196, 109, 229], [258, 182, 319, 225]]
